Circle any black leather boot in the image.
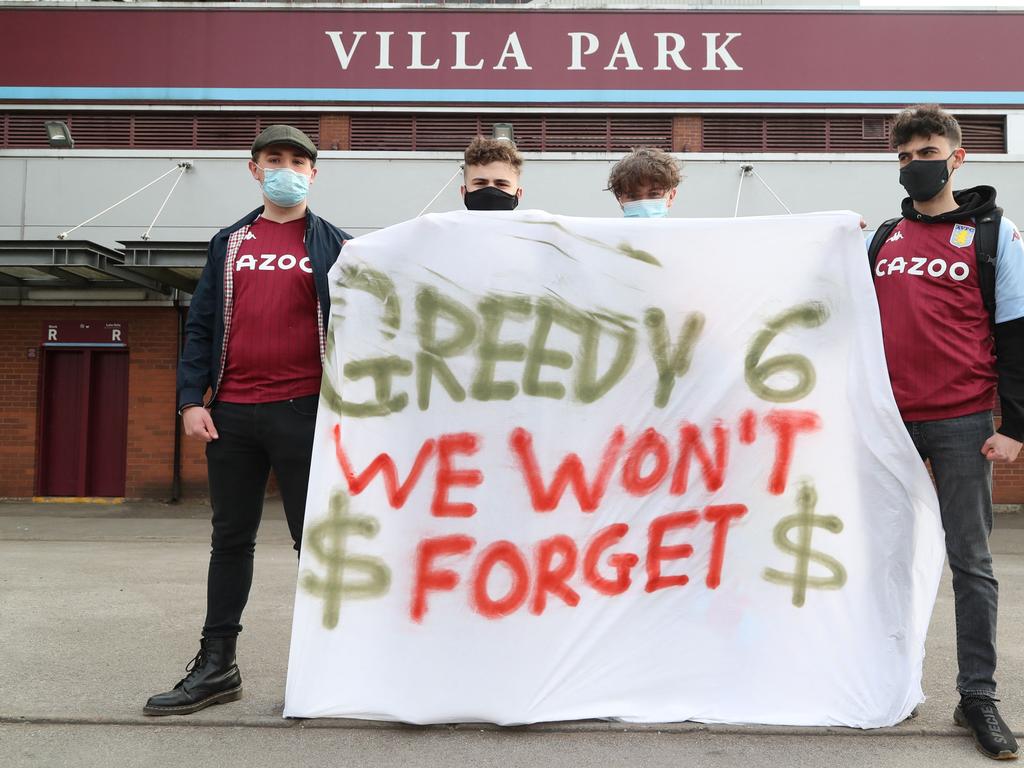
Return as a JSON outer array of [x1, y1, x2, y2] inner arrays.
[[143, 637, 243, 716]]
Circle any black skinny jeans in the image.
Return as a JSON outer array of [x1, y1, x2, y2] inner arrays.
[[202, 395, 317, 638]]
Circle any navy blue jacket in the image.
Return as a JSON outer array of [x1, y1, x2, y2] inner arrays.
[[176, 206, 350, 411]]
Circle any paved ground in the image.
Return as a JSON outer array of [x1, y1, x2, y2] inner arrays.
[[3, 500, 1023, 767]]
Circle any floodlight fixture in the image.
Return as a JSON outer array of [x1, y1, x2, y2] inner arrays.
[[492, 122, 515, 144], [45, 121, 74, 149]]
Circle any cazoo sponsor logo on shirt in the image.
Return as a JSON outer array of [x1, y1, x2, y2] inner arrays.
[[874, 255, 970, 282], [235, 253, 313, 273]]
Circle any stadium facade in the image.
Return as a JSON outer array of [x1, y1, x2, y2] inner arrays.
[[2, 0, 1023, 501]]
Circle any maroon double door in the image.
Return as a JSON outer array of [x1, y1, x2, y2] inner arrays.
[[36, 348, 129, 497]]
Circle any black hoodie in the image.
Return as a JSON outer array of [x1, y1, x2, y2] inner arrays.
[[900, 184, 996, 224], [899, 185, 1024, 442]]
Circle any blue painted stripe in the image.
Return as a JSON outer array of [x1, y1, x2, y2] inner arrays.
[[3, 86, 1024, 105]]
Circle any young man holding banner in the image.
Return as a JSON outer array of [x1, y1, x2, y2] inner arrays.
[[606, 147, 681, 218], [144, 125, 349, 716], [460, 136, 524, 211], [870, 105, 1024, 759]]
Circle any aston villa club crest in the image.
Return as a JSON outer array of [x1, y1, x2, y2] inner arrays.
[[950, 224, 976, 248]]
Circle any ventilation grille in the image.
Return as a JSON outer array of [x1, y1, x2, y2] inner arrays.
[[961, 117, 1007, 153], [349, 114, 673, 152], [702, 114, 1005, 153], [1, 112, 1007, 154], [2, 113, 320, 149]]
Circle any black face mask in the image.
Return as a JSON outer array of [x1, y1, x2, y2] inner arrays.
[[899, 152, 954, 202], [464, 186, 519, 211]]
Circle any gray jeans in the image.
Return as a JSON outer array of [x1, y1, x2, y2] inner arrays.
[[905, 410, 998, 697]]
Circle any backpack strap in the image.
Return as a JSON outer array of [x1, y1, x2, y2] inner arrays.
[[973, 207, 1002, 319], [868, 217, 903, 272]]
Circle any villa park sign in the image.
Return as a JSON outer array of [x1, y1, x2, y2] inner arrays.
[[2, 8, 1024, 106], [324, 30, 743, 72]]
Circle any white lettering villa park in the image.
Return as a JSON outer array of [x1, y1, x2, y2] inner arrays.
[[324, 30, 743, 72]]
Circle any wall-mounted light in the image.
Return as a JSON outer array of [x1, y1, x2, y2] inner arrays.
[[44, 121, 74, 149], [492, 123, 515, 144]]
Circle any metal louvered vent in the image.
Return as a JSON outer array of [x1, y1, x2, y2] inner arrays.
[[350, 115, 415, 151], [702, 114, 1006, 153], [827, 116, 893, 152], [132, 113, 196, 149], [701, 116, 765, 152], [410, 116, 484, 150], [0, 112, 1005, 154], [6, 113, 67, 148], [66, 113, 132, 148], [258, 115, 320, 142], [961, 116, 1006, 153], [862, 117, 887, 140], [349, 114, 672, 152], [608, 117, 675, 151], [0, 112, 320, 149], [767, 116, 827, 152]]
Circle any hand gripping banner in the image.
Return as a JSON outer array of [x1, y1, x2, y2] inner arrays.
[[285, 210, 944, 727]]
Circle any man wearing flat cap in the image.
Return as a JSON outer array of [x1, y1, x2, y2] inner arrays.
[[145, 125, 350, 716]]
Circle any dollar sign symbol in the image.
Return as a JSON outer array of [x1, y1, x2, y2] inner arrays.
[[763, 481, 846, 607], [300, 487, 391, 629]]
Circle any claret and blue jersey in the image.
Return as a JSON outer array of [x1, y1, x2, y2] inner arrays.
[[873, 213, 1024, 423]]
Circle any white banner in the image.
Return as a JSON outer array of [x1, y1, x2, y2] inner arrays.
[[285, 210, 944, 727]]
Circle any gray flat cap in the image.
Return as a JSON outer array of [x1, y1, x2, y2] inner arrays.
[[251, 125, 317, 160]]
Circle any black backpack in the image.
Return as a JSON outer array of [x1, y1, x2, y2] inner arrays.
[[867, 208, 1003, 318]]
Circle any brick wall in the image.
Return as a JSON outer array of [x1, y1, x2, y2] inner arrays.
[[993, 404, 1024, 505], [0, 306, 207, 500], [319, 114, 351, 151], [672, 115, 702, 153], [0, 310, 39, 496]]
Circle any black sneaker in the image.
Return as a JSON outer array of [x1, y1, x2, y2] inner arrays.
[[954, 695, 1019, 760]]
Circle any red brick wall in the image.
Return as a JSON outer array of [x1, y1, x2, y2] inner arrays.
[[994, 462, 1024, 504], [993, 405, 1024, 505], [0, 306, 206, 499], [0, 311, 39, 496], [672, 115, 702, 153], [319, 114, 351, 151]]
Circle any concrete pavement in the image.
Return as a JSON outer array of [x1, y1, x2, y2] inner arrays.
[[3, 500, 1023, 767]]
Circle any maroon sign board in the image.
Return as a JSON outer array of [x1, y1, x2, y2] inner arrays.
[[42, 321, 126, 346], [1, 9, 1023, 106]]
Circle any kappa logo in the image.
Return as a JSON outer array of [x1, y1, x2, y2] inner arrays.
[[235, 253, 313, 273], [886, 230, 903, 244], [1014, 228, 1021, 242], [950, 223, 976, 248], [244, 232, 258, 241]]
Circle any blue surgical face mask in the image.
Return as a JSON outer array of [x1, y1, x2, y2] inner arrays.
[[622, 198, 668, 218], [260, 167, 310, 207]]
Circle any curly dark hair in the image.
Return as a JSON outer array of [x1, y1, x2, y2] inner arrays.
[[607, 147, 681, 198], [891, 105, 961, 149], [464, 136, 523, 173]]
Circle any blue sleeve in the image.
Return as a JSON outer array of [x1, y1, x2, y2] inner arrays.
[[995, 216, 1024, 324], [176, 242, 218, 410]]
